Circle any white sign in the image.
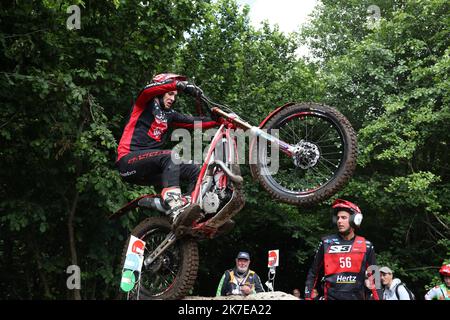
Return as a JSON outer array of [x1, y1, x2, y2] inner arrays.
[[268, 249, 279, 267], [124, 235, 146, 273]]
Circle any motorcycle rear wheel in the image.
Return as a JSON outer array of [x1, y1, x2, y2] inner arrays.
[[120, 216, 199, 300]]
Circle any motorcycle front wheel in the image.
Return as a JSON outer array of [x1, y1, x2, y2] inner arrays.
[[250, 103, 358, 206]]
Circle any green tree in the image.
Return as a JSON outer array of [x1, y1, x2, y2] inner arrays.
[[304, 0, 450, 295], [0, 0, 208, 299]]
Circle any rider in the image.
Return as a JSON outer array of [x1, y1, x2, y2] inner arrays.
[[424, 264, 450, 300], [304, 199, 379, 300], [116, 73, 218, 224]]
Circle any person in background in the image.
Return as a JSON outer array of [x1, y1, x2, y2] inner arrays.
[[425, 264, 450, 300], [292, 288, 301, 299], [216, 251, 265, 297], [380, 266, 414, 300], [304, 199, 379, 300]]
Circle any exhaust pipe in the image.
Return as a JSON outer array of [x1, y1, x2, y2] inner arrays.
[[207, 160, 243, 184]]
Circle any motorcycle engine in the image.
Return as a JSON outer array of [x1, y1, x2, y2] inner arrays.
[[202, 169, 233, 215], [203, 191, 220, 214]]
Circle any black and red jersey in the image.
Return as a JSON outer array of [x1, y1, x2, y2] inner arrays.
[[304, 234, 378, 300], [117, 79, 217, 161]]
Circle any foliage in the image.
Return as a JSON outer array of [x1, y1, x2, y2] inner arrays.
[[304, 0, 450, 295], [0, 0, 208, 299]]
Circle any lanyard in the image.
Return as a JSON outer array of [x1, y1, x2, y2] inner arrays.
[[236, 272, 250, 286]]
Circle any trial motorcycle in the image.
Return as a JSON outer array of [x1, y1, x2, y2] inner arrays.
[[110, 93, 357, 299]]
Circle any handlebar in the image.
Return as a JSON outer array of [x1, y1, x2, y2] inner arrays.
[[198, 93, 252, 130], [199, 94, 234, 116], [199, 94, 218, 111], [199, 92, 235, 113]]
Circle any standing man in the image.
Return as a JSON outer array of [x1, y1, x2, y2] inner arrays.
[[379, 266, 414, 300], [216, 252, 265, 297], [304, 199, 379, 300]]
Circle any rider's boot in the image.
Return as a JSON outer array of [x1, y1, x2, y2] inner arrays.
[[137, 197, 168, 213], [162, 187, 189, 213], [161, 187, 200, 228]]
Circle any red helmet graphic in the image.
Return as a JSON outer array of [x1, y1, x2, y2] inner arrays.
[[331, 199, 363, 228], [152, 73, 187, 83], [131, 240, 145, 255], [439, 264, 450, 276]]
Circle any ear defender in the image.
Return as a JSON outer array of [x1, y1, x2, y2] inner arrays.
[[332, 211, 363, 228], [331, 199, 363, 229], [351, 212, 363, 228]]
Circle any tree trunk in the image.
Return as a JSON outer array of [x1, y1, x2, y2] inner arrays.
[[66, 107, 88, 300], [33, 249, 52, 298], [68, 191, 82, 300]]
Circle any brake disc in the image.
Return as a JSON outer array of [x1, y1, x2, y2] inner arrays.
[[292, 140, 320, 169]]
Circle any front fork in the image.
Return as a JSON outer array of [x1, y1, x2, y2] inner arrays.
[[143, 232, 176, 267], [250, 126, 294, 157]]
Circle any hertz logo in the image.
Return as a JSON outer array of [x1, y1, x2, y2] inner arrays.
[[336, 275, 357, 283]]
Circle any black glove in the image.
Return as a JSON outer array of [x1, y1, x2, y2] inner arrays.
[[176, 81, 203, 97], [185, 84, 203, 97], [176, 80, 188, 91]]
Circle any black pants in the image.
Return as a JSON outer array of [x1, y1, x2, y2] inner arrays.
[[117, 149, 200, 193]]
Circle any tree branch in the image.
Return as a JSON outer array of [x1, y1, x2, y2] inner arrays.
[[404, 212, 417, 244], [432, 212, 449, 231], [3, 28, 48, 38], [0, 113, 17, 129], [424, 215, 446, 239]]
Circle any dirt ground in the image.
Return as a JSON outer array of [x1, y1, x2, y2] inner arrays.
[[183, 291, 300, 300]]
